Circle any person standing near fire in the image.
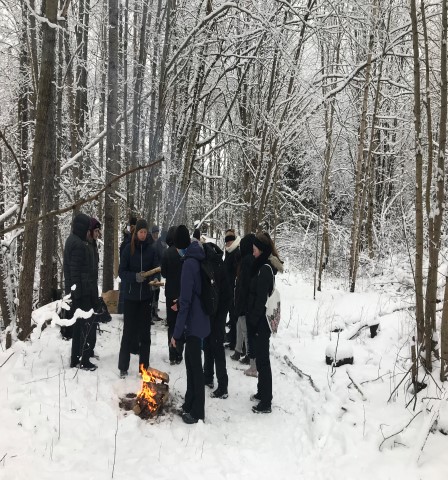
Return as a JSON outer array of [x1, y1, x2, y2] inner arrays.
[[170, 225, 210, 424], [118, 219, 159, 377]]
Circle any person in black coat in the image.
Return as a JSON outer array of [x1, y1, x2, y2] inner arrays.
[[151, 225, 166, 321], [161, 226, 183, 364], [246, 232, 283, 413], [234, 233, 257, 374], [203, 242, 231, 399], [223, 229, 241, 349], [118, 219, 159, 377], [63, 213, 99, 371], [118, 216, 137, 314]]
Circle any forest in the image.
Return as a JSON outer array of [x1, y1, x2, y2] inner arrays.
[[0, 0, 447, 391]]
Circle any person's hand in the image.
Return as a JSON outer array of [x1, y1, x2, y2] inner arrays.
[[136, 272, 145, 283], [170, 337, 177, 348], [171, 299, 178, 312]]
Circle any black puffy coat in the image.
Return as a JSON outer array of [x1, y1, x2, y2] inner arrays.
[[119, 236, 159, 302], [161, 245, 182, 300], [246, 253, 276, 328], [224, 240, 241, 293], [88, 239, 99, 285], [63, 213, 97, 311], [234, 233, 255, 317]]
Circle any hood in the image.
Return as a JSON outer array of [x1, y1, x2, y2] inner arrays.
[[72, 213, 90, 241], [184, 239, 206, 262], [225, 235, 241, 253], [204, 242, 224, 263], [165, 226, 177, 247], [269, 254, 284, 274], [239, 233, 255, 257]]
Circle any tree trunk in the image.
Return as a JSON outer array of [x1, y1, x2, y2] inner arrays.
[[16, 0, 58, 341]]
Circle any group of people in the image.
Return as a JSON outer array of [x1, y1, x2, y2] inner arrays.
[[63, 213, 284, 424]]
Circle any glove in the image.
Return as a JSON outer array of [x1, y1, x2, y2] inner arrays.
[[136, 272, 145, 283]]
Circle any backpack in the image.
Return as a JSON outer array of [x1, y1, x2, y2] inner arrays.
[[264, 264, 281, 334], [199, 243, 221, 317]]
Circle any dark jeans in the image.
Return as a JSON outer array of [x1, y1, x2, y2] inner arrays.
[[118, 298, 152, 372], [246, 322, 256, 359], [255, 318, 272, 407], [166, 297, 183, 362], [71, 316, 94, 365], [183, 336, 205, 420], [203, 320, 228, 389]]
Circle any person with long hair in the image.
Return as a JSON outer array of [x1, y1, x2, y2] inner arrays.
[[118, 219, 159, 377], [246, 231, 283, 413]]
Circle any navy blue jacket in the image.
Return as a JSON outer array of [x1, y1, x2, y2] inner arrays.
[[119, 237, 159, 301], [173, 241, 210, 340]]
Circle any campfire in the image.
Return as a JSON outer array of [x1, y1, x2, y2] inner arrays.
[[119, 365, 170, 419]]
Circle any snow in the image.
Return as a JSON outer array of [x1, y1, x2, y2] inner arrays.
[[1, 272, 447, 479]]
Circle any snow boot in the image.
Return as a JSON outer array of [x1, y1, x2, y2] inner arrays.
[[252, 403, 272, 414], [244, 358, 258, 377], [230, 351, 241, 361], [210, 387, 228, 399]]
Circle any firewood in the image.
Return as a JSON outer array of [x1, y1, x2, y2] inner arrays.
[[143, 367, 169, 384], [148, 280, 165, 287], [141, 267, 161, 278]]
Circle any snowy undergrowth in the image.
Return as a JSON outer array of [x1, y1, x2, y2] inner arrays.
[[0, 269, 447, 480]]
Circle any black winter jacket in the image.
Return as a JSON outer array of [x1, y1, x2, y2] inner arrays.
[[119, 237, 159, 302], [235, 254, 255, 317], [161, 245, 182, 300], [88, 239, 100, 285], [63, 213, 97, 311], [224, 242, 241, 292], [246, 253, 276, 328]]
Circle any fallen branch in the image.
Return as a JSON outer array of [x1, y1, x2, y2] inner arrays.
[[0, 352, 15, 368], [0, 158, 163, 236], [379, 410, 422, 451], [346, 369, 366, 401], [284, 355, 320, 392]]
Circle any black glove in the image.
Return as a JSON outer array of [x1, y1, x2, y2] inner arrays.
[[136, 272, 145, 283]]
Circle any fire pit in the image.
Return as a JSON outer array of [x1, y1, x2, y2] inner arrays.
[[119, 365, 170, 419]]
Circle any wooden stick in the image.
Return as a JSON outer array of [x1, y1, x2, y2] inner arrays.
[[141, 267, 161, 278], [284, 355, 320, 392], [346, 369, 366, 401]]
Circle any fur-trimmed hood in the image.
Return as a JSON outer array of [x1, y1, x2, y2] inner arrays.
[[268, 254, 284, 274], [225, 235, 241, 253]]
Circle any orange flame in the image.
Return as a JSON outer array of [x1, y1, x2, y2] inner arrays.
[[137, 364, 158, 411]]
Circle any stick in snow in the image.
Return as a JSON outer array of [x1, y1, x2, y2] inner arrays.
[[284, 355, 320, 392]]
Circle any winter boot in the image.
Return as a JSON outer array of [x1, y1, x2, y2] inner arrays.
[[230, 351, 241, 361], [244, 358, 258, 377], [252, 402, 272, 414], [239, 355, 250, 365], [210, 387, 228, 399]]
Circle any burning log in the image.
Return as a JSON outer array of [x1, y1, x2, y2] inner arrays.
[[119, 365, 170, 419]]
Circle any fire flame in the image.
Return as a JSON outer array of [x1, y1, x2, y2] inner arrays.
[[137, 364, 158, 411]]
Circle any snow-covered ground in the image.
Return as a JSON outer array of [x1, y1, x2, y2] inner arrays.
[[0, 271, 447, 480]]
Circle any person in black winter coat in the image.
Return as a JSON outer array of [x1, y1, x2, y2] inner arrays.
[[118, 219, 159, 377], [161, 226, 183, 364], [234, 233, 257, 374], [203, 242, 232, 399], [223, 229, 241, 349], [118, 216, 137, 314], [63, 213, 99, 371], [151, 225, 165, 321], [246, 232, 283, 413]]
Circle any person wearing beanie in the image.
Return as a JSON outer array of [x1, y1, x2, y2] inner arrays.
[[63, 212, 99, 371], [118, 216, 138, 314], [246, 231, 284, 414], [170, 225, 210, 424], [161, 226, 184, 364], [223, 228, 241, 350], [118, 218, 159, 377], [233, 233, 257, 374]]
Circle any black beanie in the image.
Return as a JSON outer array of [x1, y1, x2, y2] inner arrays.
[[174, 225, 191, 249], [135, 219, 148, 233], [129, 216, 137, 226]]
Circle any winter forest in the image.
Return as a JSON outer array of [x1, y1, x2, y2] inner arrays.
[[1, 0, 448, 478]]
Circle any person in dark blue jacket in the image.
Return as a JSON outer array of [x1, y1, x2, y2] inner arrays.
[[170, 225, 210, 424], [118, 216, 137, 314], [118, 219, 159, 377]]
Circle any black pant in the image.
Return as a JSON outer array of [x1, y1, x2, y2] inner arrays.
[[151, 288, 160, 318], [166, 297, 183, 362], [246, 322, 256, 359], [226, 303, 237, 347], [183, 336, 205, 420], [255, 318, 272, 406], [203, 319, 228, 389], [118, 298, 152, 372], [71, 316, 94, 365]]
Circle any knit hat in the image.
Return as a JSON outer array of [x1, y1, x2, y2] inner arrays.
[[135, 219, 148, 233], [174, 225, 191, 249], [193, 228, 201, 240], [253, 232, 272, 256], [129, 216, 137, 226], [89, 217, 101, 232], [151, 225, 160, 234]]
